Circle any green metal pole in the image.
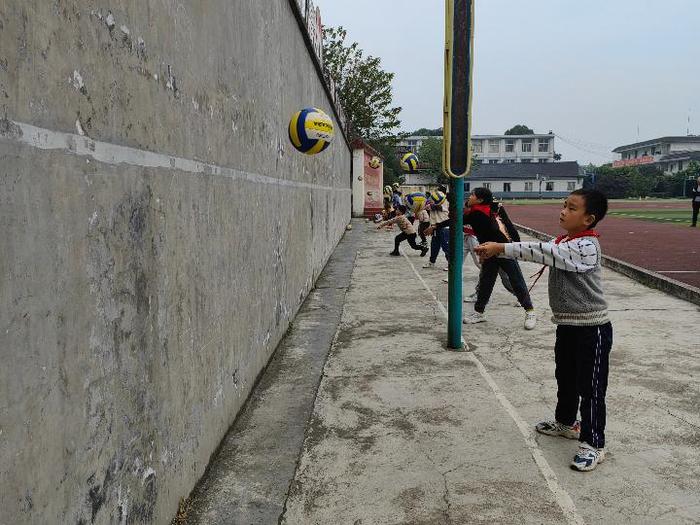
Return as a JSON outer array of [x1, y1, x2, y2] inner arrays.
[[448, 178, 464, 349], [444, 0, 474, 350]]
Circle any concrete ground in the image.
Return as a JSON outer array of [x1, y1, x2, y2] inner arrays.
[[190, 220, 700, 524]]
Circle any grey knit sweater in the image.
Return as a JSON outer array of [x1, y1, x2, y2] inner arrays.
[[504, 236, 609, 326]]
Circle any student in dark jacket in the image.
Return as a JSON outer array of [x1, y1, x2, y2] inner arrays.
[[691, 176, 700, 227], [463, 188, 537, 330]]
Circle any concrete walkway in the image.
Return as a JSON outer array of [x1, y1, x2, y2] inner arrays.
[[190, 220, 700, 524]]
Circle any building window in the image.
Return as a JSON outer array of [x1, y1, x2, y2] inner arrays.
[[538, 159, 548, 163], [522, 140, 533, 153], [546, 182, 554, 191], [505, 139, 515, 152], [503, 183, 511, 192], [483, 183, 491, 189], [538, 139, 550, 152], [489, 159, 499, 164], [525, 182, 534, 191], [521, 159, 532, 164], [473, 140, 483, 153], [505, 159, 516, 164], [489, 139, 500, 154], [473, 159, 483, 165], [567, 181, 576, 191], [464, 182, 471, 191]]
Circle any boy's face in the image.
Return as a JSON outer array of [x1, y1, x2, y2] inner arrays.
[[560, 194, 595, 233], [467, 193, 480, 206]]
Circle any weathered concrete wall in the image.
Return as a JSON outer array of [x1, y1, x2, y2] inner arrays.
[[0, 2, 351, 523]]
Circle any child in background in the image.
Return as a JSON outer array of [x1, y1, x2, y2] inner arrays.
[[423, 191, 450, 269], [476, 189, 613, 472], [376, 205, 429, 257], [463, 188, 536, 330], [417, 206, 431, 248]]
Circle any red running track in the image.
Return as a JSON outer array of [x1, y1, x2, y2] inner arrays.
[[507, 202, 700, 289]]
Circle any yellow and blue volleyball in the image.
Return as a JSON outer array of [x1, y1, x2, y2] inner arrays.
[[405, 192, 427, 213], [288, 107, 334, 155], [428, 191, 446, 206], [369, 156, 382, 169], [400, 152, 419, 172]]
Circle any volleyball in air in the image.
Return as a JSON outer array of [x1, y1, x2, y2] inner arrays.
[[400, 152, 419, 172], [288, 107, 334, 155], [369, 156, 382, 169], [428, 191, 447, 206]]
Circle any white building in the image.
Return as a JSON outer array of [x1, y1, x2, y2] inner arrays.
[[402, 162, 583, 200], [398, 133, 556, 164], [612, 136, 700, 174]]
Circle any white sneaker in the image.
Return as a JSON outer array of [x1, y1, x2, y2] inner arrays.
[[464, 292, 478, 303], [524, 310, 537, 330], [535, 420, 580, 439], [463, 311, 486, 324], [443, 266, 449, 272], [422, 262, 436, 269], [571, 443, 605, 472]]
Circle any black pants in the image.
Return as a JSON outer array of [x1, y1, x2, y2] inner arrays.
[[692, 202, 699, 226], [554, 323, 613, 449], [393, 232, 422, 253], [474, 258, 532, 312], [418, 221, 430, 243]]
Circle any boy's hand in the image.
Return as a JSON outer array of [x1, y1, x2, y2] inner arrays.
[[475, 242, 505, 259], [425, 226, 434, 236]]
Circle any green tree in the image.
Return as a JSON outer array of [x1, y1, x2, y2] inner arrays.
[[323, 27, 401, 141], [417, 137, 446, 183], [411, 127, 443, 137], [504, 124, 535, 136], [592, 166, 632, 198], [367, 138, 404, 186]]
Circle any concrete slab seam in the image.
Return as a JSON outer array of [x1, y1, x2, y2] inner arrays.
[[402, 253, 586, 525], [277, 246, 361, 524], [1, 120, 352, 193]]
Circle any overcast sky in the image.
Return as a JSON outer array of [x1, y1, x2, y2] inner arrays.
[[315, 0, 700, 165]]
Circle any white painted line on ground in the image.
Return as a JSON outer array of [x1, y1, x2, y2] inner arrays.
[[1, 120, 351, 193], [403, 253, 585, 525]]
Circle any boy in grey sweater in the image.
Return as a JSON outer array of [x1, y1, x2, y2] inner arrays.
[[476, 189, 612, 472]]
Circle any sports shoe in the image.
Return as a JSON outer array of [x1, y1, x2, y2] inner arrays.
[[571, 443, 605, 472], [464, 292, 478, 303], [422, 262, 436, 269], [389, 251, 400, 257], [420, 247, 429, 257], [535, 420, 580, 439], [442, 277, 448, 283], [463, 311, 486, 324], [443, 266, 449, 272], [524, 310, 537, 330]]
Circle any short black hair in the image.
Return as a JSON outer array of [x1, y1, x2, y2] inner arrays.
[[472, 187, 494, 204], [569, 189, 608, 227], [397, 204, 408, 214]]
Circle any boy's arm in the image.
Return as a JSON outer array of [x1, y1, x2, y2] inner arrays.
[[376, 216, 399, 228], [503, 239, 600, 273]]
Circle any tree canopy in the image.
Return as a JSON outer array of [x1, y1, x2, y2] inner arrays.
[[323, 27, 401, 141], [410, 127, 443, 137], [504, 125, 535, 136], [417, 137, 448, 184]]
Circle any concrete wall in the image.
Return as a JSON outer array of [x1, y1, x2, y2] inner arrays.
[[0, 2, 351, 523]]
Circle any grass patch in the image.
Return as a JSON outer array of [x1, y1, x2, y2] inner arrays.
[[607, 209, 693, 224]]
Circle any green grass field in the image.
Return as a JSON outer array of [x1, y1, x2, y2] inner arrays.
[[607, 209, 693, 224]]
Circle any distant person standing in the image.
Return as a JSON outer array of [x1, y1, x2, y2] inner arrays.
[[691, 176, 700, 227]]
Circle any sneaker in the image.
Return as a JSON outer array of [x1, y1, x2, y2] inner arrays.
[[571, 443, 605, 472], [464, 292, 478, 303], [420, 247, 429, 257], [524, 310, 537, 330], [535, 420, 581, 439], [442, 277, 448, 283], [422, 262, 436, 269], [463, 311, 486, 324], [443, 266, 449, 272], [389, 251, 400, 257]]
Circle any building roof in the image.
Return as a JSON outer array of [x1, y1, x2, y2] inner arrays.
[[612, 136, 700, 153], [469, 161, 581, 181]]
